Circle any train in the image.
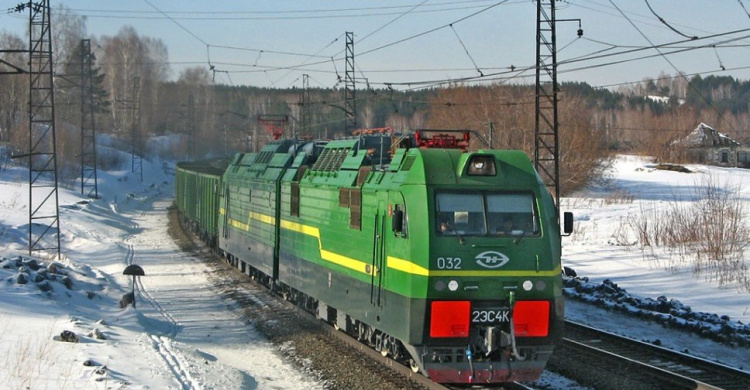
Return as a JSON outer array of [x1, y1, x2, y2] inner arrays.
[[174, 128, 573, 384]]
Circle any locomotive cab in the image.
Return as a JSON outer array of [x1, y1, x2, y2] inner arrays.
[[388, 148, 566, 383]]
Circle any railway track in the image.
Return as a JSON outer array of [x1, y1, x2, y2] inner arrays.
[[557, 320, 750, 390]]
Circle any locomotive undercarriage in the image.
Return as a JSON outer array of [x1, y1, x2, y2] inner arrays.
[[224, 254, 420, 371]]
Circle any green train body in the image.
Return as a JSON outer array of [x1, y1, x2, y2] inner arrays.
[[176, 133, 569, 384], [175, 160, 226, 248]]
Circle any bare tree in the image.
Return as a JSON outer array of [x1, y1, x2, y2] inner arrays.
[[98, 26, 169, 155], [0, 33, 28, 148], [176, 66, 217, 157], [426, 84, 610, 194]]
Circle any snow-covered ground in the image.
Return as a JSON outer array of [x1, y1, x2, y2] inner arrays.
[[0, 156, 323, 389], [1, 152, 748, 388], [561, 155, 750, 371]]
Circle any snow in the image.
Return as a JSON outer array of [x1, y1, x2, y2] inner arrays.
[[561, 154, 750, 370], [1, 150, 749, 389], [0, 154, 323, 389]]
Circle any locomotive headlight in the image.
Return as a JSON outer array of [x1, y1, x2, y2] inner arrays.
[[435, 280, 446, 291], [535, 280, 546, 291], [448, 280, 459, 291], [466, 155, 497, 176], [522, 280, 533, 291]]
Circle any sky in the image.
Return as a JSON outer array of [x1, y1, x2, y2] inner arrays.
[[2, 0, 750, 90], [1, 141, 748, 388]]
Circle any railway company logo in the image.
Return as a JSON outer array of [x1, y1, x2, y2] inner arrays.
[[475, 251, 510, 269]]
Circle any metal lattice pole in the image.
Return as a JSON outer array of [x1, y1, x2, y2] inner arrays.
[[80, 39, 98, 198], [27, 0, 61, 259], [188, 94, 195, 160], [301, 74, 311, 138], [344, 32, 357, 132], [534, 0, 560, 210], [129, 77, 142, 181]]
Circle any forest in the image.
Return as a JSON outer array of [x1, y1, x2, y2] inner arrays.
[[2, 6, 750, 195]]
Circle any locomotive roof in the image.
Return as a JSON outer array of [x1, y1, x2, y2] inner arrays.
[[176, 158, 229, 176]]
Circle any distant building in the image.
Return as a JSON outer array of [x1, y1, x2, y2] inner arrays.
[[678, 123, 741, 167], [739, 137, 750, 168]]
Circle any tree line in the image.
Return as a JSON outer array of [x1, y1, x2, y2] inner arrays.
[[1, 6, 749, 194]]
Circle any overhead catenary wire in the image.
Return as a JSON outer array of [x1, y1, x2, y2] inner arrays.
[[374, 27, 750, 91], [355, 0, 510, 58], [450, 24, 484, 76], [65, 1, 508, 20], [738, 0, 750, 20], [644, 0, 698, 40], [7, 1, 747, 95], [187, 1, 750, 93], [607, 0, 735, 134]]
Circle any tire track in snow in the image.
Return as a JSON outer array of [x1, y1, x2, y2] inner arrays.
[[124, 242, 199, 390], [149, 334, 202, 390]]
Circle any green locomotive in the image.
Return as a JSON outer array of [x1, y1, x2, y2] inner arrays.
[[176, 129, 572, 384]]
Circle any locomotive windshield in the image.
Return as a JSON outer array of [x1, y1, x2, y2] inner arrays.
[[436, 192, 540, 237]]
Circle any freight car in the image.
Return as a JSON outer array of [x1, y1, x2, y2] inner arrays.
[[175, 130, 572, 384], [175, 159, 227, 249]]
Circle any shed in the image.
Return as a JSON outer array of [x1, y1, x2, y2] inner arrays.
[[678, 123, 740, 166]]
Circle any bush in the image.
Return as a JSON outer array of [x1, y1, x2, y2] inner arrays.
[[626, 174, 750, 291]]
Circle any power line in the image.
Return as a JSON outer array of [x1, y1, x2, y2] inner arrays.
[[607, 0, 735, 134], [207, 44, 332, 59], [357, 0, 429, 44], [65, 1, 508, 21], [738, 0, 750, 20], [357, 1, 510, 58], [644, 0, 697, 40], [450, 24, 484, 76], [141, 0, 207, 46]]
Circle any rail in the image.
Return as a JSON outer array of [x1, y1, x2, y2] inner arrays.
[[561, 320, 750, 390]]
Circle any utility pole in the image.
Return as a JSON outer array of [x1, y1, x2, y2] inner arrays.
[[129, 77, 142, 181], [344, 32, 357, 133], [301, 74, 311, 138], [535, 0, 560, 210], [188, 94, 195, 160], [27, 0, 61, 259], [79, 39, 98, 198], [115, 76, 142, 181]]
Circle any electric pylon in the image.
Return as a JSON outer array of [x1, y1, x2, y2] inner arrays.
[[187, 94, 195, 160], [129, 77, 142, 181], [27, 0, 61, 259], [301, 74, 311, 138], [79, 39, 98, 198], [535, 0, 560, 210], [344, 32, 357, 132]]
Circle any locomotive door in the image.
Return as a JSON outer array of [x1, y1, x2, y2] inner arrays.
[[370, 198, 387, 308]]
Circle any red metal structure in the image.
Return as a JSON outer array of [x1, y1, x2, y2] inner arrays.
[[257, 114, 288, 140], [414, 129, 470, 150]]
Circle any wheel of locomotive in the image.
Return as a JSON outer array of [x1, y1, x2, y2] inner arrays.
[[388, 337, 402, 360], [355, 322, 364, 340], [375, 333, 385, 355], [409, 359, 419, 373], [380, 334, 389, 357]]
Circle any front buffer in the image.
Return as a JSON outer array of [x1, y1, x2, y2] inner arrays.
[[410, 297, 561, 384]]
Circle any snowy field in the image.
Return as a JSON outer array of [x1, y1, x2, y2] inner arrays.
[[563, 155, 749, 324], [1, 153, 749, 388], [0, 157, 324, 389]]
